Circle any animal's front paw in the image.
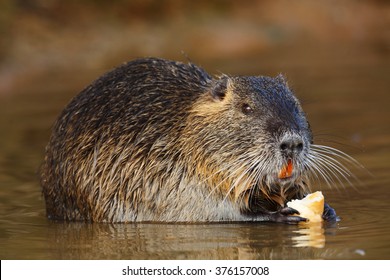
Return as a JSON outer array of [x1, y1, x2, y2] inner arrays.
[[322, 203, 339, 222], [268, 207, 307, 224]]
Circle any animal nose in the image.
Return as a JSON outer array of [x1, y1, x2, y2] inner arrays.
[[279, 136, 304, 156]]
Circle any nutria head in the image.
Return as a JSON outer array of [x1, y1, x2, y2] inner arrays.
[[184, 74, 315, 214]]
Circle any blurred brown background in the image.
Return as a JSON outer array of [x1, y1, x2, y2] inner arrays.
[[0, 0, 388, 95]]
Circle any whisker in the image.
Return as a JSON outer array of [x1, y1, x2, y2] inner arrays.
[[305, 154, 338, 188], [307, 144, 363, 190], [312, 155, 350, 188], [314, 153, 358, 183], [311, 144, 364, 169], [206, 152, 256, 200], [222, 152, 265, 203]]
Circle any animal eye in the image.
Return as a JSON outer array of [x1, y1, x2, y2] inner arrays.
[[241, 103, 253, 115]]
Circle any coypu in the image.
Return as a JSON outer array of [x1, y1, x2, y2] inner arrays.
[[41, 57, 343, 223]]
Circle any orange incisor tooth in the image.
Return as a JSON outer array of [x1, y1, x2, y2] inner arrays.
[[278, 159, 294, 179]]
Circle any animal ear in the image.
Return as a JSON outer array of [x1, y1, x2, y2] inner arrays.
[[275, 74, 288, 86], [211, 76, 229, 101]]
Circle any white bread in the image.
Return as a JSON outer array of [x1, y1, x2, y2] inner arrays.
[[287, 191, 324, 223]]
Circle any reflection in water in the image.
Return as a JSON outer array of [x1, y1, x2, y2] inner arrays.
[[292, 223, 325, 248], [38, 221, 350, 259], [45, 222, 245, 259]]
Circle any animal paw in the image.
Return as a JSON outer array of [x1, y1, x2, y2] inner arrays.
[[322, 203, 339, 222], [268, 207, 307, 224]]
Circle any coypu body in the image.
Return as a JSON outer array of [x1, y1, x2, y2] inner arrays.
[[41, 57, 337, 223]]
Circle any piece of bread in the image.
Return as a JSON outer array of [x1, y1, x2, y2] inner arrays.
[[287, 191, 324, 223]]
